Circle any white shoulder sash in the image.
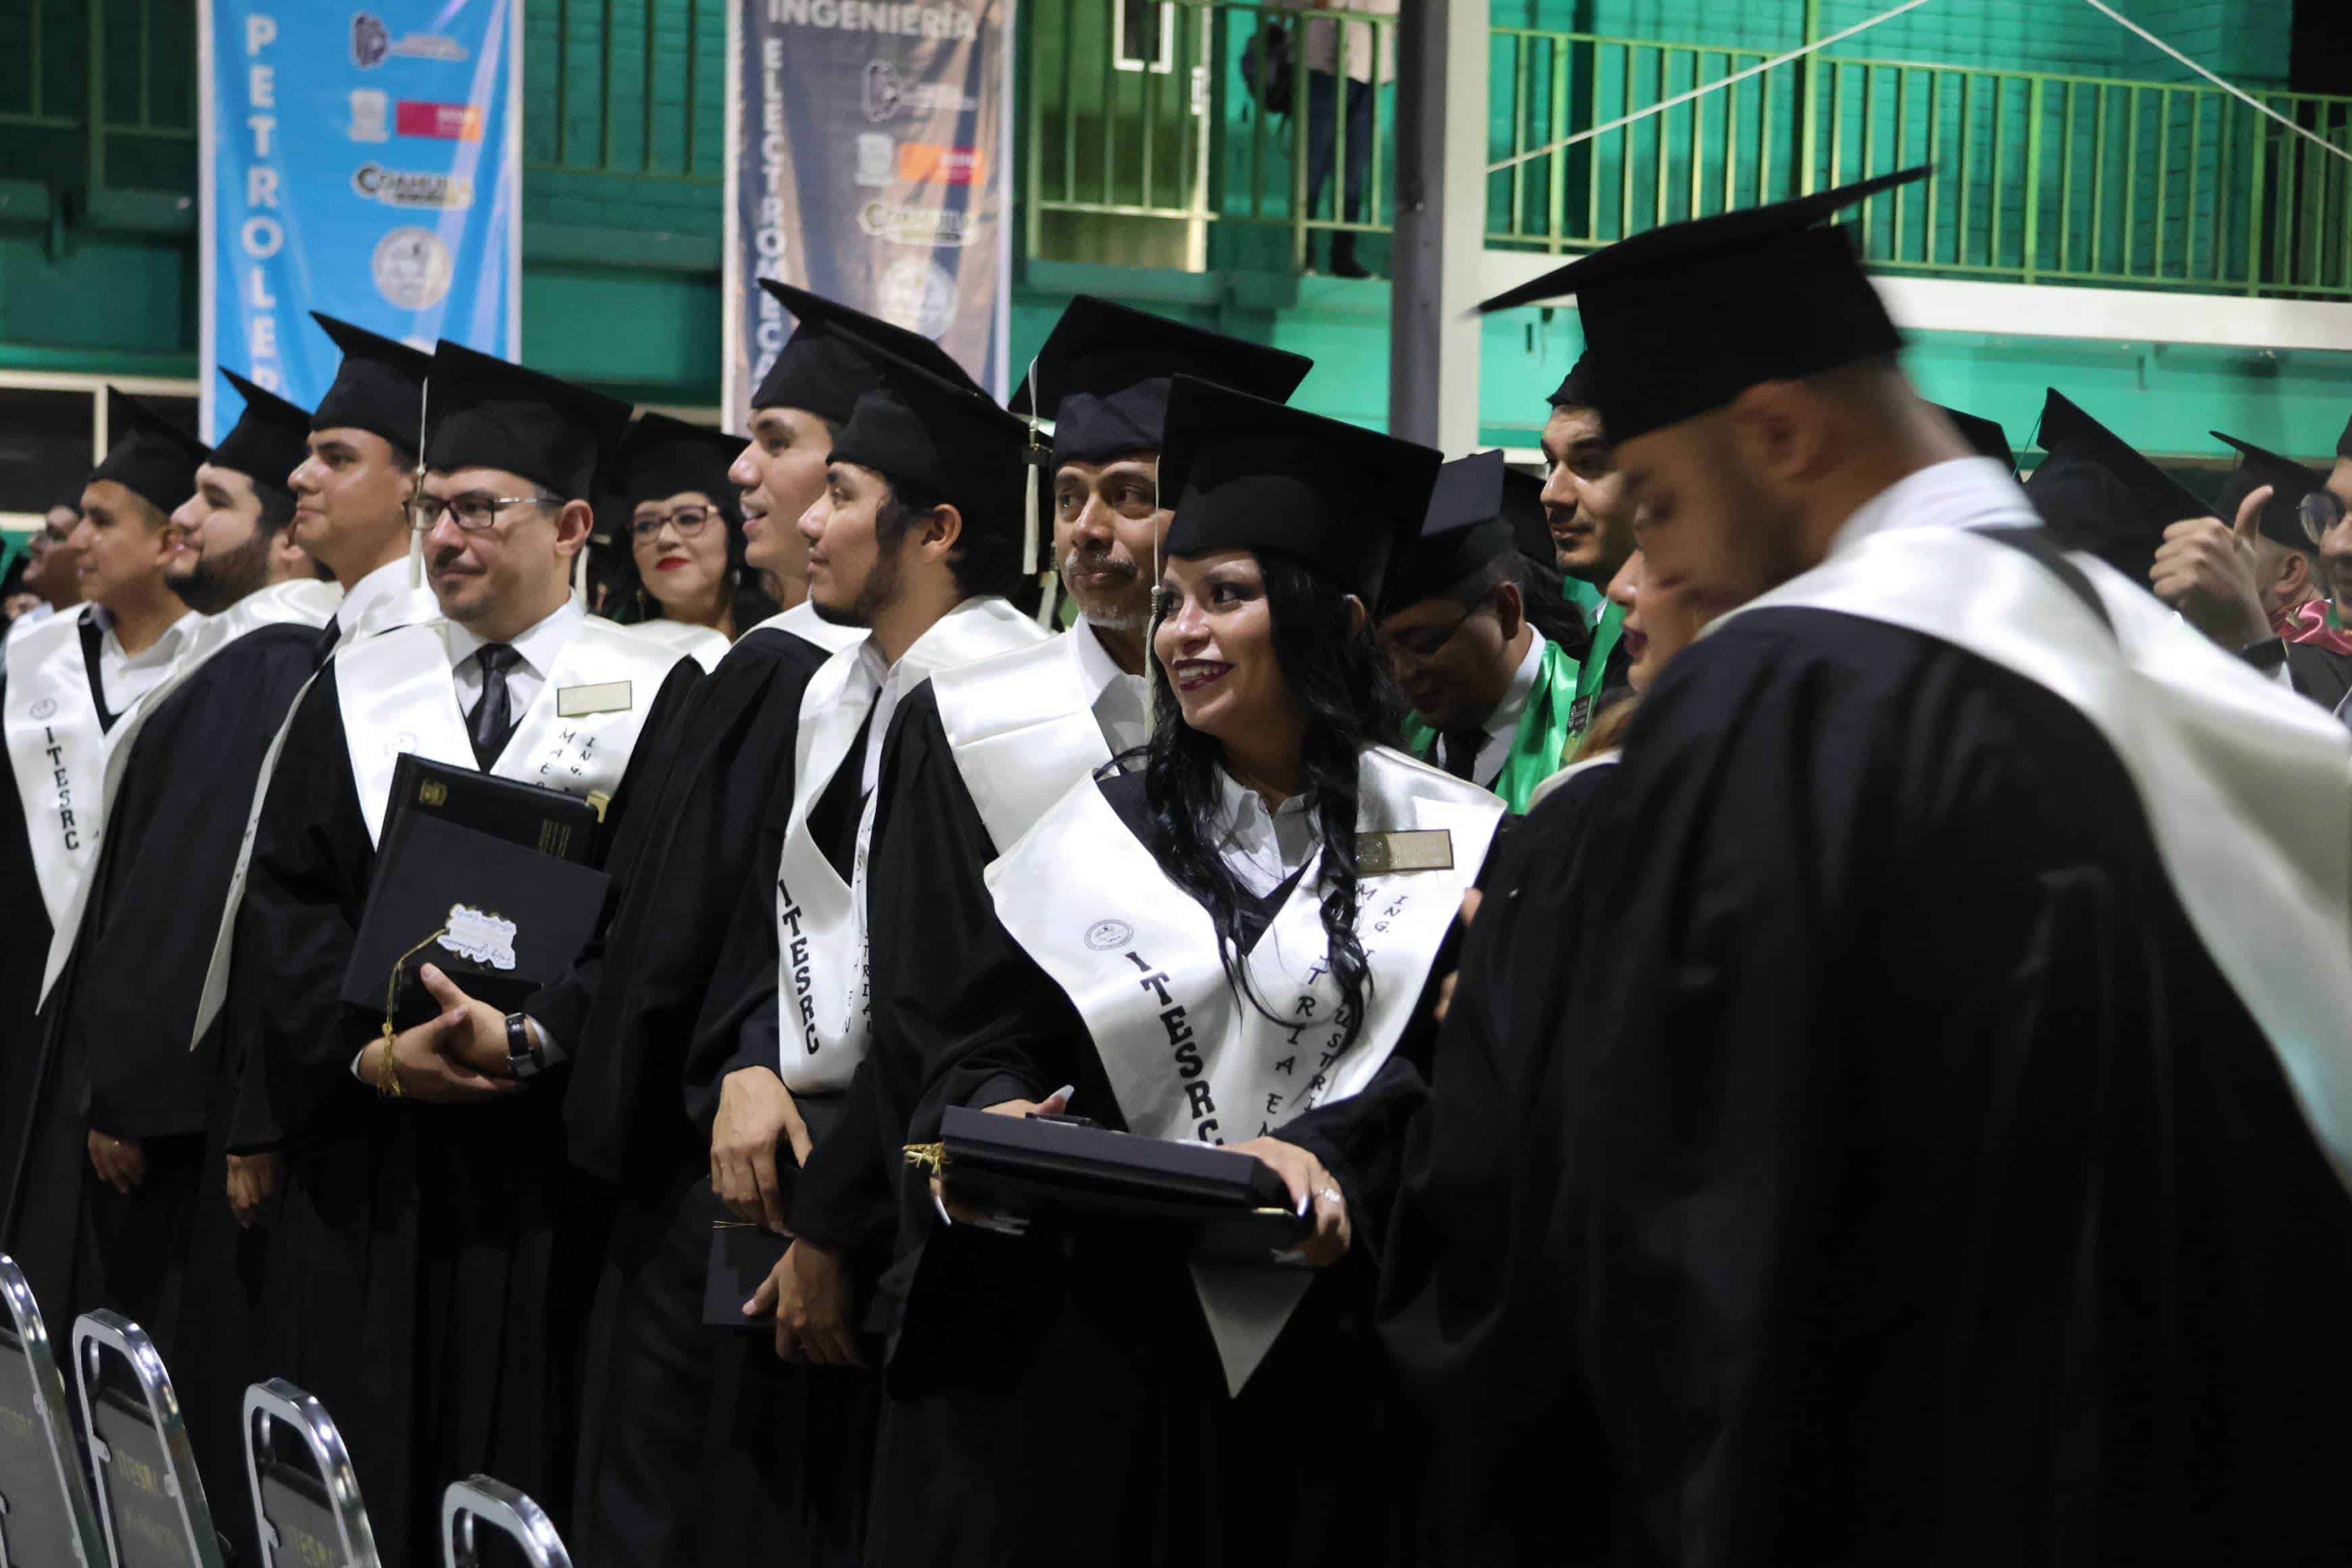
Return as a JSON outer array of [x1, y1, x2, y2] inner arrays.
[[1735, 522, 2352, 1187], [772, 598, 1051, 1094], [986, 746, 1502, 1394], [5, 614, 114, 937], [622, 618, 731, 672], [334, 623, 476, 843], [757, 599, 868, 655], [931, 630, 1114, 851]]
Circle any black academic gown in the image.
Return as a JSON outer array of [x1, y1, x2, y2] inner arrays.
[[1, 620, 326, 1562], [224, 650, 698, 1565], [863, 766, 1454, 1568], [558, 623, 874, 1568], [1375, 760, 1618, 1567], [0, 663, 56, 1212], [2286, 637, 2352, 715], [1417, 606, 2352, 1566]]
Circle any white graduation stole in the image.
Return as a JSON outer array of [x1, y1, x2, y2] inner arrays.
[[32, 581, 344, 1003], [772, 597, 1050, 1094], [986, 746, 1503, 1395], [620, 617, 731, 672], [930, 627, 1118, 852], [1729, 476, 2352, 1192], [3, 613, 133, 938], [754, 598, 868, 656], [335, 616, 681, 845]]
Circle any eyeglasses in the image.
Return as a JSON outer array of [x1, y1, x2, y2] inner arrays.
[[2300, 489, 2345, 545], [407, 491, 556, 533], [1386, 613, 1474, 663], [630, 506, 718, 543]]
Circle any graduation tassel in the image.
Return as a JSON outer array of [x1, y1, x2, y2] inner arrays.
[[408, 378, 431, 588], [1146, 464, 1164, 732], [571, 533, 589, 610], [1020, 351, 1044, 577], [1034, 569, 1060, 629]]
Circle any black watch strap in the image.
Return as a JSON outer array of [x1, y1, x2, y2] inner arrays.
[[506, 1012, 547, 1080]]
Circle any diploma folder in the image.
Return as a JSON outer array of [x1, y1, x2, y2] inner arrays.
[[935, 1106, 1314, 1262], [341, 756, 608, 1033]]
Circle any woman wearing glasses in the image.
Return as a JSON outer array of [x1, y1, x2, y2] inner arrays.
[[612, 414, 779, 667]]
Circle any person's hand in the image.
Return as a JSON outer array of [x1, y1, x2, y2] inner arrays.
[[712, 1067, 808, 1233], [87, 1129, 145, 1195], [927, 1086, 1071, 1222], [745, 1240, 864, 1365], [226, 1151, 280, 1228], [361, 996, 525, 1104], [415, 962, 514, 1076], [1432, 887, 1483, 1027], [2152, 484, 2274, 652], [1234, 1136, 1352, 1267]]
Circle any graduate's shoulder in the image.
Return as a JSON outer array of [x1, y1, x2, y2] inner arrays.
[[137, 623, 323, 736]]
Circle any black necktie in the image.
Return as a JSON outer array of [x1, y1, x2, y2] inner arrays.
[[314, 619, 343, 666], [1440, 729, 1484, 782], [467, 643, 522, 768]]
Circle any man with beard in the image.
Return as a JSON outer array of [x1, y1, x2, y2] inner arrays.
[[2188, 433, 2352, 715], [755, 299, 1310, 1564], [1536, 357, 1636, 750], [1, 368, 335, 1361], [555, 285, 986, 1568], [1441, 166, 2352, 1564], [666, 336, 1048, 1565], [219, 341, 700, 1561]]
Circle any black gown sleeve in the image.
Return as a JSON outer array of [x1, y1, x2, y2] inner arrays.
[[72, 626, 326, 1139], [223, 665, 379, 1146]]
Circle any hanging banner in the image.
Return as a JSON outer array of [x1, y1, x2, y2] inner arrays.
[[723, 0, 1015, 422], [198, 0, 523, 439]]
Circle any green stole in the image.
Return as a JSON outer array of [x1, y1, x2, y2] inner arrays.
[[1402, 614, 1619, 813]]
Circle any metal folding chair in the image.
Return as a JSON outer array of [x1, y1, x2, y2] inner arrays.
[[440, 1476, 573, 1568], [71, 1310, 224, 1568], [0, 1256, 105, 1567], [241, 1380, 380, 1567]]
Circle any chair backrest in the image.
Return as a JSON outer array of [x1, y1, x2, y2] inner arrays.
[[0, 1256, 106, 1567], [242, 1380, 380, 1568], [71, 1310, 224, 1568], [440, 1477, 573, 1568]]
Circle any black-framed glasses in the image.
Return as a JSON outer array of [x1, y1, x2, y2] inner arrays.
[[630, 506, 718, 543], [407, 491, 556, 533], [1386, 613, 1475, 662], [2300, 489, 2345, 545]]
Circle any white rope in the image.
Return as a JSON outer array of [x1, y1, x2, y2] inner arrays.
[[2075, 0, 2352, 168], [1486, 0, 1938, 175]]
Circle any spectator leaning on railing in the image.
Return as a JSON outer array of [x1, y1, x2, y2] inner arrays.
[[1291, 0, 1397, 278]]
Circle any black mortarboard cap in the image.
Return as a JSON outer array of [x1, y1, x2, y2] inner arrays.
[[1500, 466, 1551, 568], [310, 313, 432, 452], [750, 280, 981, 424], [1380, 451, 1513, 614], [2026, 389, 2213, 583], [91, 391, 207, 516], [1931, 402, 2014, 472], [423, 341, 635, 501], [1479, 166, 1930, 441], [827, 349, 1026, 539], [214, 368, 314, 499], [2212, 431, 2332, 554], [613, 412, 743, 507], [1010, 295, 1313, 466], [1158, 376, 1442, 604], [1548, 353, 1598, 411]]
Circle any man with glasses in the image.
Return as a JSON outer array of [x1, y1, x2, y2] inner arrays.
[[2, 502, 88, 647], [2179, 432, 2352, 718], [220, 340, 700, 1562], [1378, 451, 1592, 811]]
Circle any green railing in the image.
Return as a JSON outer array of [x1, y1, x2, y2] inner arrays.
[[1487, 30, 2352, 297], [1022, 0, 1400, 270]]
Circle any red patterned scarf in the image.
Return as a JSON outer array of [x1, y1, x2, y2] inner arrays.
[[2278, 597, 2352, 656]]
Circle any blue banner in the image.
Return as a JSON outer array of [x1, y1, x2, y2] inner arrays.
[[200, 0, 522, 440]]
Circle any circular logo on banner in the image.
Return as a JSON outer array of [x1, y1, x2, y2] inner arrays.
[[29, 698, 57, 720], [1085, 919, 1134, 952], [877, 258, 957, 339], [373, 226, 455, 310]]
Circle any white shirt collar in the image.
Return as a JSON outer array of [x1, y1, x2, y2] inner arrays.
[[1211, 768, 1319, 900], [1071, 613, 1154, 760], [91, 604, 202, 668], [1826, 456, 2033, 559], [445, 596, 583, 679], [335, 557, 418, 639], [1484, 626, 1546, 745]]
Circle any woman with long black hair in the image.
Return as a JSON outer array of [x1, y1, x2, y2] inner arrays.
[[608, 412, 779, 666], [858, 378, 1502, 1568]]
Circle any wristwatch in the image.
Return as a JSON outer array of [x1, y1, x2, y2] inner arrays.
[[505, 1012, 548, 1080]]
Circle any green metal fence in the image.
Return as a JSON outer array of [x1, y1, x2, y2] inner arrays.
[[1486, 29, 2352, 298]]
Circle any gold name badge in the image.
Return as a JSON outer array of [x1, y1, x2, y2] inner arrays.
[[557, 680, 633, 717], [1356, 829, 1453, 875]]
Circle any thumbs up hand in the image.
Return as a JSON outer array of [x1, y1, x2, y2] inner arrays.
[[2151, 483, 2276, 652]]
